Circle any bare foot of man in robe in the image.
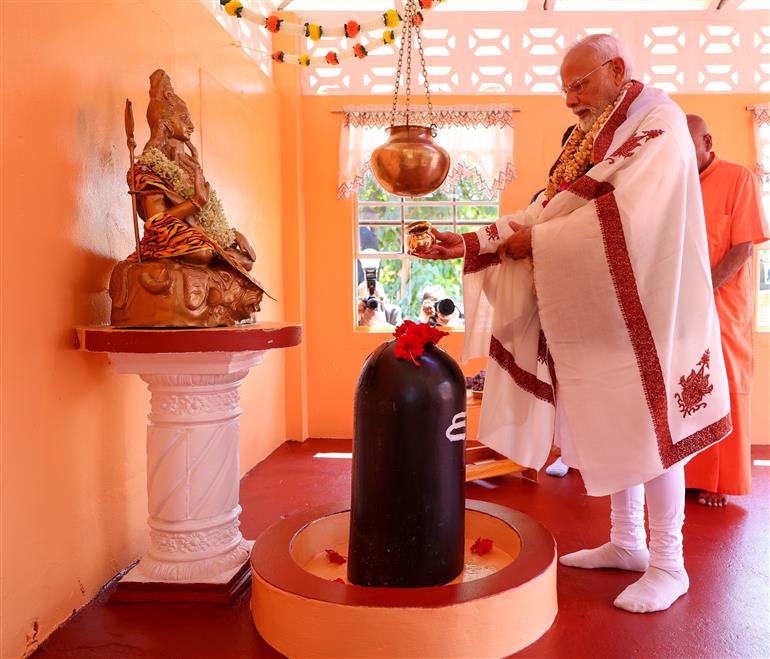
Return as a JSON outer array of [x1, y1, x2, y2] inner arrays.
[[697, 490, 728, 507]]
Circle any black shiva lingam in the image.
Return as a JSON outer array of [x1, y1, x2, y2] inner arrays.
[[347, 321, 466, 587]]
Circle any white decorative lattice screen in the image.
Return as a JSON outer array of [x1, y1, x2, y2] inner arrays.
[[301, 11, 769, 95], [203, 2, 769, 95]]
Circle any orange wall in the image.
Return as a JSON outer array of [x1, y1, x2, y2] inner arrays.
[[1, 2, 288, 657], [1, 5, 767, 656], [298, 92, 769, 445]]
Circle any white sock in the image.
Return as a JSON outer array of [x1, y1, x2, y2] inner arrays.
[[613, 466, 688, 613], [645, 466, 686, 572], [561, 484, 648, 571], [559, 542, 649, 571], [613, 566, 689, 613], [545, 456, 569, 477]]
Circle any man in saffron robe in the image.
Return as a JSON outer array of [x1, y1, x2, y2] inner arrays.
[[684, 115, 769, 507], [417, 35, 731, 613]]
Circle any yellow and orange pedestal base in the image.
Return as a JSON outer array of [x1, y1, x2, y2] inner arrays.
[[250, 500, 557, 658]]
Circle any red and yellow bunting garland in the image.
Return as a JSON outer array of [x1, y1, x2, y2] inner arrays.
[[219, 0, 447, 67]]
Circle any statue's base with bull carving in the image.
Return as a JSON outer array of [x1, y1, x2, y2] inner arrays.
[[109, 259, 263, 328]]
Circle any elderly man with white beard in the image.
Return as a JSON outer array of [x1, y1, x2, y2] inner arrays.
[[415, 34, 731, 613]]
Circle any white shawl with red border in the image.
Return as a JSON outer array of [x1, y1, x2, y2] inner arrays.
[[462, 81, 731, 496]]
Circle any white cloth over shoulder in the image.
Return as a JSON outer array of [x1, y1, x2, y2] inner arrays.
[[462, 81, 731, 496]]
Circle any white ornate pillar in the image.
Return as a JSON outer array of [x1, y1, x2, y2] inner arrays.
[[112, 352, 263, 587], [76, 323, 302, 602]]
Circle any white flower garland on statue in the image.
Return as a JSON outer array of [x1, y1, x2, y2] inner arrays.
[[137, 148, 236, 249], [218, 0, 447, 67]]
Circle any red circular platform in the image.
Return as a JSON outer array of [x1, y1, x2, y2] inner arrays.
[[250, 499, 558, 657]]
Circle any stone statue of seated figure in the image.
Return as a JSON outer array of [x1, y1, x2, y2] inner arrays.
[[109, 69, 267, 327]]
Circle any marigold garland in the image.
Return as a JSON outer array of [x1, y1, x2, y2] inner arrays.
[[218, 0, 448, 67], [265, 14, 281, 32], [543, 86, 629, 204], [223, 0, 243, 17], [383, 9, 401, 28], [344, 20, 360, 38], [304, 22, 322, 41], [136, 148, 236, 249]]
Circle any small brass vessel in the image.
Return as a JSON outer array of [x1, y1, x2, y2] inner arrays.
[[406, 220, 435, 254], [371, 125, 451, 198]]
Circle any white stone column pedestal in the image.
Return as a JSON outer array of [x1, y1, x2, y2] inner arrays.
[[119, 353, 263, 584], [76, 323, 302, 602]]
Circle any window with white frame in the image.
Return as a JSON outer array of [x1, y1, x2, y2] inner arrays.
[[354, 171, 500, 329], [340, 106, 516, 330]]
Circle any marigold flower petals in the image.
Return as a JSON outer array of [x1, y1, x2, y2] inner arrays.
[[266, 14, 282, 33], [224, 0, 243, 17], [344, 20, 360, 38], [383, 9, 401, 28]]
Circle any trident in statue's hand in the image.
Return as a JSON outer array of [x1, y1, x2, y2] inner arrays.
[[124, 98, 142, 262]]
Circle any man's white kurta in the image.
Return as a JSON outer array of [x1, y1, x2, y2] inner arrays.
[[462, 81, 731, 496]]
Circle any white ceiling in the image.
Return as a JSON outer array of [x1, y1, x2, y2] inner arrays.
[[279, 0, 767, 12]]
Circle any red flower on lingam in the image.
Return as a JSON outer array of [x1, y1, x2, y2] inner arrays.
[[393, 320, 448, 367]]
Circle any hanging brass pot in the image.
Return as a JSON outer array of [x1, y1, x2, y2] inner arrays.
[[371, 125, 450, 197]]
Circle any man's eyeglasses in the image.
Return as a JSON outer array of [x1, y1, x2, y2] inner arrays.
[[560, 59, 612, 96]]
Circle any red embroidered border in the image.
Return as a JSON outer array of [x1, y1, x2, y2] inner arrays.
[[490, 335, 555, 406], [463, 232, 501, 274], [567, 175, 613, 200], [566, 171, 722, 466], [537, 329, 548, 364], [667, 413, 732, 466], [593, 80, 644, 162], [593, 190, 676, 466]]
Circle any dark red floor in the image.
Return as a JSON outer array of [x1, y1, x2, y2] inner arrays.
[[34, 441, 769, 659]]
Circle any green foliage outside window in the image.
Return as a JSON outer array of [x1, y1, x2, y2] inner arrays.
[[356, 171, 499, 327]]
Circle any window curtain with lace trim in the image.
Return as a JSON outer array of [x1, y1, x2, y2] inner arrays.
[[338, 105, 516, 199]]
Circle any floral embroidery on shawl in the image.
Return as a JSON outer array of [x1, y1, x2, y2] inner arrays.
[[606, 129, 664, 164], [484, 224, 500, 241], [675, 350, 714, 418]]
